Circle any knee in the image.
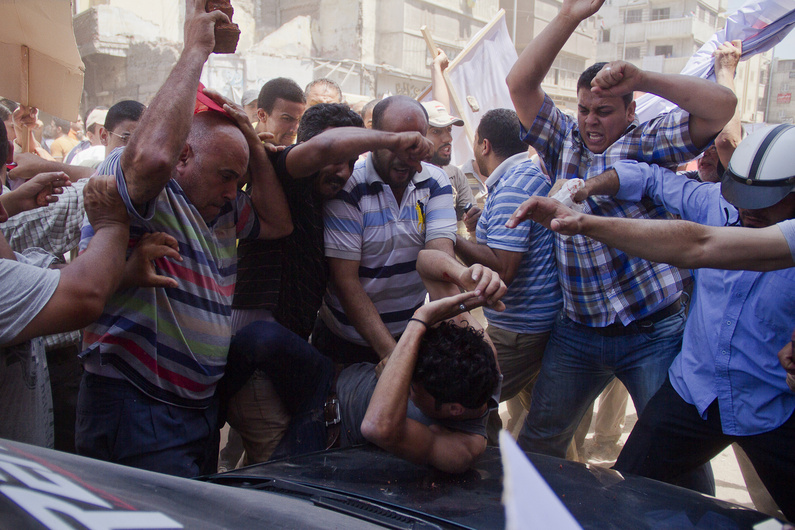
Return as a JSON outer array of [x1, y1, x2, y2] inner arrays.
[[230, 321, 291, 361]]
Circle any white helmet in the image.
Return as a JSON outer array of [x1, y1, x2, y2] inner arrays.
[[721, 124, 795, 209]]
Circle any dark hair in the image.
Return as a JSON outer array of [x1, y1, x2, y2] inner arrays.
[[476, 108, 527, 159], [371, 95, 428, 131], [305, 78, 343, 102], [297, 103, 363, 143], [53, 117, 71, 133], [0, 105, 10, 123], [105, 100, 145, 133], [578, 62, 633, 107], [258, 77, 305, 114], [0, 99, 18, 113], [360, 99, 378, 120], [413, 321, 498, 410]]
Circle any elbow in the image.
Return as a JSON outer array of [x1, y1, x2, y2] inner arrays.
[[121, 150, 174, 201], [506, 71, 521, 97], [360, 417, 399, 448]]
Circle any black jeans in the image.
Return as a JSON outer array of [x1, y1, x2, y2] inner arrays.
[[224, 321, 334, 459], [615, 377, 795, 520]]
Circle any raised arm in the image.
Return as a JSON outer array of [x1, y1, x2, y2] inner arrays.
[[120, 0, 229, 205], [590, 60, 736, 149], [9, 176, 130, 344], [360, 291, 490, 473], [431, 48, 452, 112], [506, 0, 605, 128], [284, 128, 433, 178], [712, 40, 743, 167], [203, 89, 293, 240], [507, 196, 795, 271]]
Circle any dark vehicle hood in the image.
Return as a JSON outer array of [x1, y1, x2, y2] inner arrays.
[[206, 446, 778, 530], [0, 439, 379, 529]]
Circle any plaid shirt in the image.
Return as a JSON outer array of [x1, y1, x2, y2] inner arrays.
[[522, 95, 698, 326]]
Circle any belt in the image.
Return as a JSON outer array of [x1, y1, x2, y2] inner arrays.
[[324, 366, 343, 449], [590, 298, 682, 337]]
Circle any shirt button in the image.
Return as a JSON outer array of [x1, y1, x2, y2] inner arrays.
[[722, 350, 728, 355], [726, 321, 732, 326]]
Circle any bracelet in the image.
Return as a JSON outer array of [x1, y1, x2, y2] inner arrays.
[[408, 317, 428, 329]]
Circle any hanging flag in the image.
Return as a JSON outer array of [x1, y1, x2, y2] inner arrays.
[[419, 10, 518, 166], [635, 0, 795, 123]]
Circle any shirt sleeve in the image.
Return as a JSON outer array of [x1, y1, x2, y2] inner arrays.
[[777, 219, 795, 262], [519, 94, 574, 180], [612, 160, 717, 223], [0, 258, 60, 344], [0, 179, 87, 256], [484, 169, 550, 253], [424, 168, 456, 243], [324, 192, 363, 261], [233, 190, 260, 240]]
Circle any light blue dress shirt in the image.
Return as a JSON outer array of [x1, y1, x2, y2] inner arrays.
[[614, 160, 795, 435]]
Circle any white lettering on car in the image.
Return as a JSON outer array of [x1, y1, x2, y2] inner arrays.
[[0, 446, 183, 529]]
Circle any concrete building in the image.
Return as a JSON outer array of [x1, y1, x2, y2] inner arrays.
[[594, 0, 769, 126], [501, 0, 599, 112], [73, 0, 499, 114], [766, 58, 795, 124]]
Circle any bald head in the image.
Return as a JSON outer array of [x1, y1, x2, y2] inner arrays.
[[176, 112, 250, 222], [372, 95, 429, 135], [187, 112, 249, 162]]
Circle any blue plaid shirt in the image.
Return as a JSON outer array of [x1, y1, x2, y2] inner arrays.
[[521, 94, 699, 326]]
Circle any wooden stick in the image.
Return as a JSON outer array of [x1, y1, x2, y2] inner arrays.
[[20, 45, 30, 153]]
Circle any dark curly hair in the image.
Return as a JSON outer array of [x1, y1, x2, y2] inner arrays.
[[578, 62, 633, 108], [297, 103, 363, 143], [413, 321, 498, 410]]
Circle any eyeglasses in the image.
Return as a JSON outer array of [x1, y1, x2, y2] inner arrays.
[[108, 131, 132, 144]]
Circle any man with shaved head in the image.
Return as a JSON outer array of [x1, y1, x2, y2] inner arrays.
[[314, 95, 500, 366], [74, 1, 291, 477]]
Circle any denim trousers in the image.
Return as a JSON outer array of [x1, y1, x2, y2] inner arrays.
[[225, 321, 334, 460], [518, 306, 686, 458]]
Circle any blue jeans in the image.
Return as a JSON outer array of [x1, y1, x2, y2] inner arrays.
[[227, 321, 334, 459], [75, 373, 219, 477], [518, 306, 686, 458]]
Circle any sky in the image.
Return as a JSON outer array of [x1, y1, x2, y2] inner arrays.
[[727, 0, 795, 59]]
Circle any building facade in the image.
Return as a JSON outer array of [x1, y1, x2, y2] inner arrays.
[[766, 58, 795, 124]]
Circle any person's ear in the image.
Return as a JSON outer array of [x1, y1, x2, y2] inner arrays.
[[99, 127, 108, 146], [481, 138, 492, 157], [256, 108, 268, 123], [626, 100, 636, 124], [176, 143, 192, 169], [447, 403, 466, 417]]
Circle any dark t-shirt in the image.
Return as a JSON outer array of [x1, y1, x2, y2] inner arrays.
[[335, 363, 499, 448], [233, 146, 328, 339]]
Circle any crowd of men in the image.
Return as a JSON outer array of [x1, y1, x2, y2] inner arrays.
[[0, 0, 793, 519]]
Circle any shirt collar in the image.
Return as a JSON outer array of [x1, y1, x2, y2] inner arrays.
[[484, 152, 530, 188]]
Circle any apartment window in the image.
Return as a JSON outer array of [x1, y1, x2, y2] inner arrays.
[[651, 8, 670, 21], [624, 9, 642, 23], [655, 45, 673, 57], [599, 29, 610, 42], [625, 46, 641, 60]]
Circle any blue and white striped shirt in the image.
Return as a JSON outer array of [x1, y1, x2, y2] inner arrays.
[[321, 154, 456, 345], [478, 157, 562, 334]]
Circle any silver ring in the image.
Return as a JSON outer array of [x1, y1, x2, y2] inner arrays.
[[459, 303, 467, 311]]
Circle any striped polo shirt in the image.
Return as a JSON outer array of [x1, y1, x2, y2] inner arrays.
[[477, 157, 562, 334], [320, 154, 456, 345], [79, 147, 259, 408]]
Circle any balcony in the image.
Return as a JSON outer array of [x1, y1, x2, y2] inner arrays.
[[644, 16, 716, 44]]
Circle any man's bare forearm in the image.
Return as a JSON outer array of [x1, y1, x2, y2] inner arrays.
[[579, 215, 794, 271], [121, 51, 207, 204], [10, 224, 129, 345]]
